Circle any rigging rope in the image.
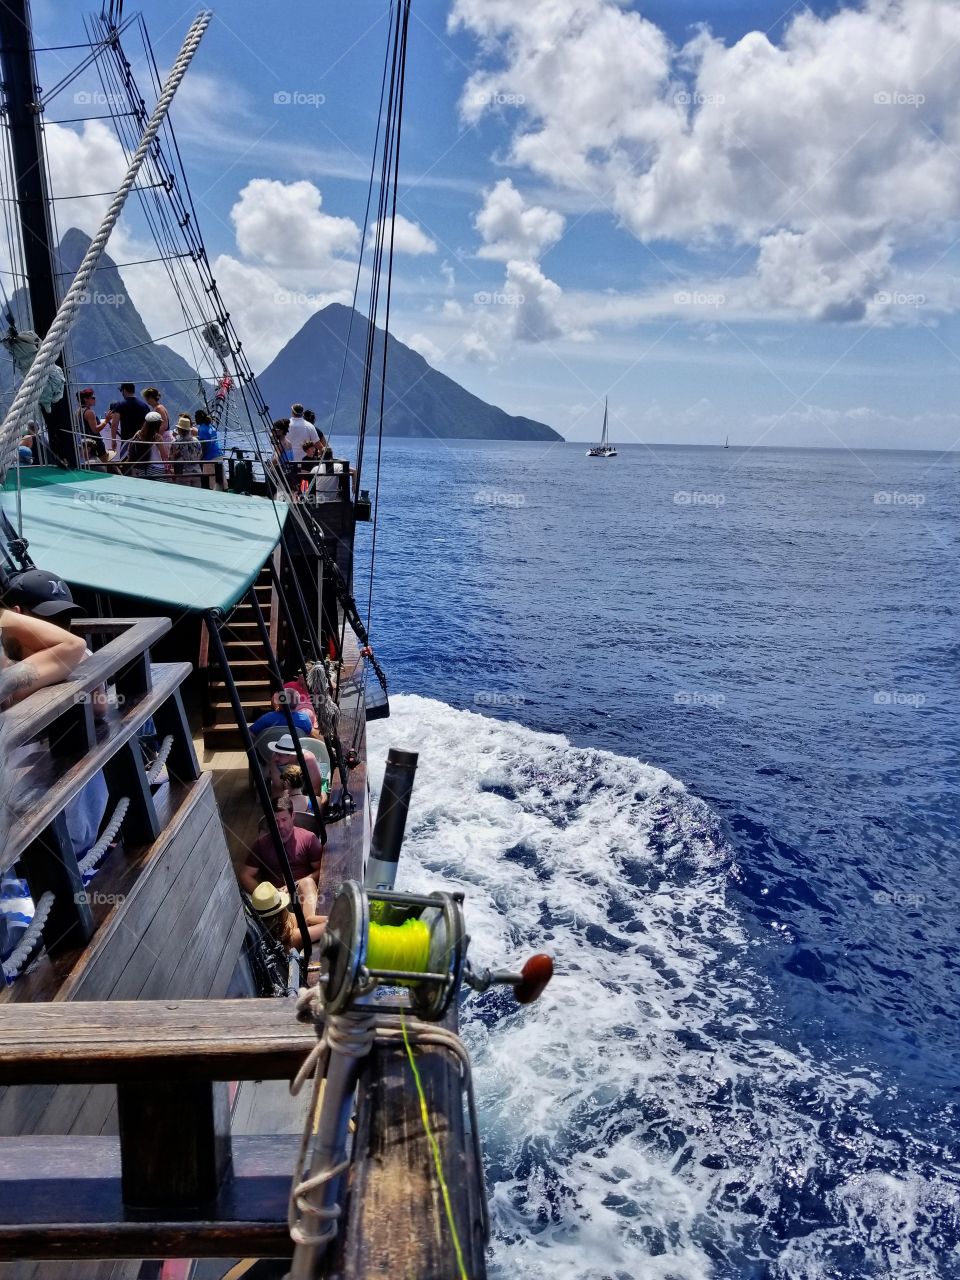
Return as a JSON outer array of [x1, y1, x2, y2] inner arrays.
[[0, 10, 212, 478]]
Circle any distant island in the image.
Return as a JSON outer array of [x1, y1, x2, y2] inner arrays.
[[4, 230, 562, 443], [257, 303, 563, 442]]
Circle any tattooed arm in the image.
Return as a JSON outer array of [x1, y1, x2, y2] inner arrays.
[[0, 612, 87, 708], [0, 659, 39, 706]]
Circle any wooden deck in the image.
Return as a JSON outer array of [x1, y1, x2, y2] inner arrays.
[[192, 628, 370, 1151], [193, 629, 370, 912]]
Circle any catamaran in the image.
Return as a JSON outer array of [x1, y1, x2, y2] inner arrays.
[[586, 395, 617, 457]]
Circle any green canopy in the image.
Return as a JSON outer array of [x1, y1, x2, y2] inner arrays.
[[1, 468, 287, 613]]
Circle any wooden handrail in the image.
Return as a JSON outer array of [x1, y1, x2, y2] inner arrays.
[[0, 997, 314, 1084], [2, 617, 170, 750], [1, 660, 194, 874]]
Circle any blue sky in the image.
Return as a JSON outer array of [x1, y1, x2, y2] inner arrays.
[[26, 0, 960, 449]]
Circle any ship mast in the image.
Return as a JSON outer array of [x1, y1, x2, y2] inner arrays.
[[0, 0, 78, 465]]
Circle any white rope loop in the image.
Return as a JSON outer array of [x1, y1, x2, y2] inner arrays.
[[288, 997, 378, 1248], [0, 10, 212, 477]]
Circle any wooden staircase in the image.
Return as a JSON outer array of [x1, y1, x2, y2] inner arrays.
[[202, 561, 280, 752]]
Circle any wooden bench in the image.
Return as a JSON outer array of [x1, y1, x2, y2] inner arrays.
[[1, 617, 200, 964], [0, 998, 317, 1260]]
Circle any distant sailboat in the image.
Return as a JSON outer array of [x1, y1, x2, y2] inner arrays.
[[586, 396, 617, 457], [724, 434, 729, 449]]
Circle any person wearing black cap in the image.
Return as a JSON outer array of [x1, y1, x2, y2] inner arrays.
[[105, 382, 149, 461], [0, 570, 86, 708], [0, 571, 108, 945]]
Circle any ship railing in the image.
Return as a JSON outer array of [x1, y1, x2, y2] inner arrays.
[[79, 455, 224, 490], [0, 995, 312, 1258], [0, 616, 200, 983]]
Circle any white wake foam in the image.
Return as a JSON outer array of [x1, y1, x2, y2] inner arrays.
[[368, 696, 958, 1280]]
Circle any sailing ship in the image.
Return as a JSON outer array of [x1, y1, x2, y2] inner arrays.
[[0, 4, 551, 1277], [586, 395, 617, 457], [724, 434, 729, 449]]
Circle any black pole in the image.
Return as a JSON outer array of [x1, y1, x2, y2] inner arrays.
[[272, 542, 352, 808], [205, 611, 312, 968], [245, 588, 324, 825], [363, 749, 418, 892], [0, 0, 77, 466], [278, 529, 352, 801]]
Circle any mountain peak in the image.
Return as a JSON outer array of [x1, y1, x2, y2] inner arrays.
[[258, 304, 562, 442]]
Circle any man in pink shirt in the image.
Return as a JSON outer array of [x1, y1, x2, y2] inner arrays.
[[240, 794, 325, 924]]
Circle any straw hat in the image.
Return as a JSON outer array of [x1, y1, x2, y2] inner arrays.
[[176, 414, 193, 433], [251, 882, 290, 919]]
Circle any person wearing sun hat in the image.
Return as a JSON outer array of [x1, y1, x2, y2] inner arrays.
[[169, 414, 202, 486], [265, 731, 329, 811], [250, 880, 326, 950]]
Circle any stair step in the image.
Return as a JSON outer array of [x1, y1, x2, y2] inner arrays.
[[212, 678, 272, 695], [211, 700, 269, 724], [202, 724, 247, 751]]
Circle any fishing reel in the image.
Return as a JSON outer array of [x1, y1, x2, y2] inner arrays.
[[317, 880, 553, 1021]]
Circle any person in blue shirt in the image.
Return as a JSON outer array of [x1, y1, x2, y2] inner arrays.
[[249, 688, 314, 738], [194, 408, 223, 489], [195, 408, 222, 460], [106, 382, 149, 461]]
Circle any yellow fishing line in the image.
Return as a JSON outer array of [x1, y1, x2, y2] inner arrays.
[[400, 1011, 469, 1280], [367, 917, 431, 974]]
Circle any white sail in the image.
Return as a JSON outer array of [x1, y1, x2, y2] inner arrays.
[[586, 395, 616, 457]]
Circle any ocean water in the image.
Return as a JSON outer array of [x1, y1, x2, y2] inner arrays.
[[363, 439, 959, 1280]]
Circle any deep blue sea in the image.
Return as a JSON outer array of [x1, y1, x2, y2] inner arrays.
[[363, 439, 959, 1280]]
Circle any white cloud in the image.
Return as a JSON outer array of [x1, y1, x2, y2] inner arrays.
[[504, 258, 563, 343], [209, 254, 351, 370], [753, 228, 893, 323], [367, 214, 437, 255], [404, 331, 444, 365], [230, 178, 359, 277], [474, 179, 565, 261], [45, 120, 128, 240], [451, 0, 960, 322]]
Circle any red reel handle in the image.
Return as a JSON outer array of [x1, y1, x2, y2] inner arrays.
[[513, 953, 553, 1004]]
